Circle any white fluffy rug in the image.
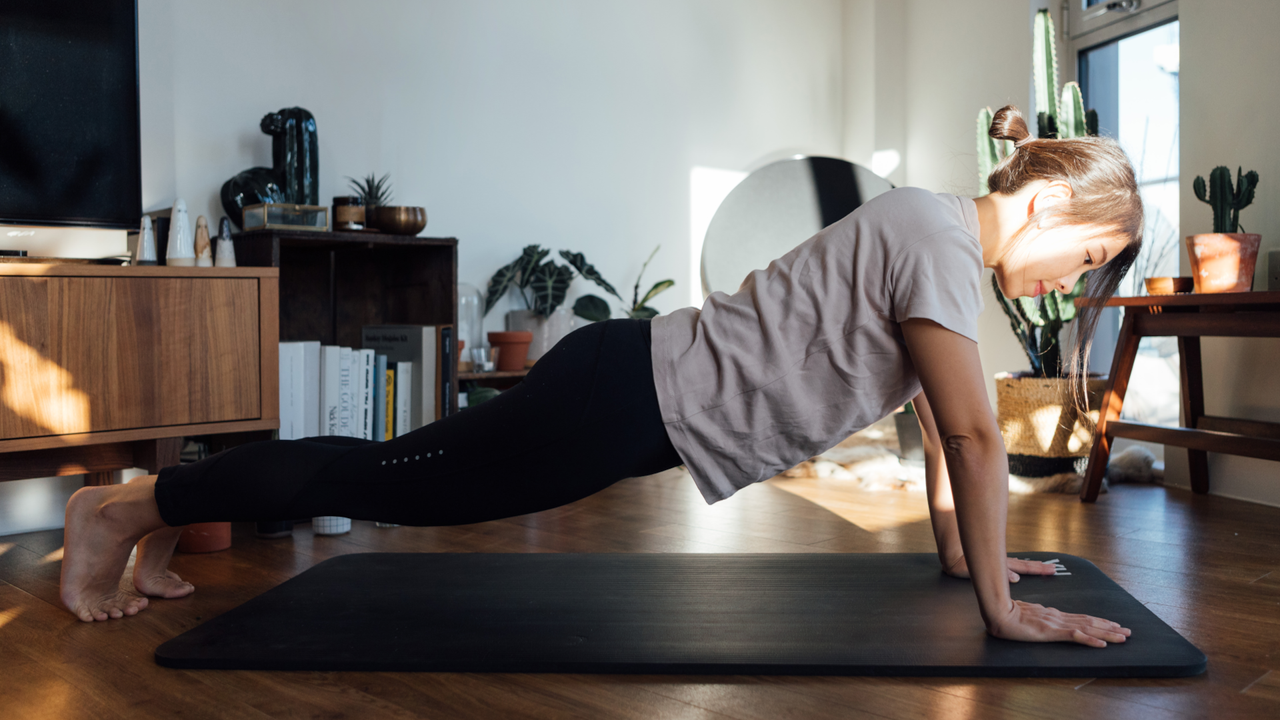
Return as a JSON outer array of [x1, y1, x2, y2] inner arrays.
[[778, 417, 1163, 494]]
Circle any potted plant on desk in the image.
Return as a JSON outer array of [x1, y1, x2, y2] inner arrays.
[[1188, 166, 1260, 293]]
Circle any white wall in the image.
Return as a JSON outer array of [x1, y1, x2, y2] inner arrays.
[[893, 0, 1036, 405], [143, 0, 846, 330], [1, 0, 848, 536], [1165, 0, 1280, 507]]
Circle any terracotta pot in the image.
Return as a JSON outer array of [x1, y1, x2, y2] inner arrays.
[[506, 308, 574, 365], [487, 330, 532, 371], [1186, 233, 1261, 293], [177, 521, 231, 553]]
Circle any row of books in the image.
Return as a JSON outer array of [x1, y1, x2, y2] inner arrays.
[[278, 325, 455, 441]]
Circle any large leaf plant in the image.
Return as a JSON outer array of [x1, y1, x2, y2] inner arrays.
[[483, 244, 674, 321]]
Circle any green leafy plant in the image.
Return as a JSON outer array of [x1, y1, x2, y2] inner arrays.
[[347, 173, 394, 207], [483, 244, 574, 318], [482, 244, 676, 322], [1193, 166, 1259, 233], [978, 9, 1096, 379], [561, 245, 674, 321]]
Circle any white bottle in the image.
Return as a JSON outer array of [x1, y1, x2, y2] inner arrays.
[[133, 215, 158, 265], [165, 199, 196, 266]]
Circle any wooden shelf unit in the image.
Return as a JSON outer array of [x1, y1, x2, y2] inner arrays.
[[0, 264, 279, 484], [231, 228, 459, 413]]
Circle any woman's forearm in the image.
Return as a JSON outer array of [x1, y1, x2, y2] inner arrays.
[[923, 447, 961, 566], [942, 431, 1013, 627]]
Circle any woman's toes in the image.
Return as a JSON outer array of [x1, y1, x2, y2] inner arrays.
[[134, 571, 195, 598]]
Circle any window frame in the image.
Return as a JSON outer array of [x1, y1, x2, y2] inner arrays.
[[1064, 0, 1178, 53]]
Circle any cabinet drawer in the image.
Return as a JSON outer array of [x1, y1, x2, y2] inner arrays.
[[0, 277, 261, 439]]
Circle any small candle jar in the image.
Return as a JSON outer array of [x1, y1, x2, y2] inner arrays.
[[333, 196, 365, 231]]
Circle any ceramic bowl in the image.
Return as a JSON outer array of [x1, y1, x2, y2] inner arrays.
[[1144, 276, 1194, 295], [372, 206, 427, 235]]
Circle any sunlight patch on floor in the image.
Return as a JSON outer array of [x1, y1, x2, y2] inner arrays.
[[0, 604, 23, 631], [41, 547, 63, 564], [768, 476, 933, 533]]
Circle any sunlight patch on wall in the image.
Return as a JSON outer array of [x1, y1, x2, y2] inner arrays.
[[689, 167, 747, 307], [870, 149, 901, 179]]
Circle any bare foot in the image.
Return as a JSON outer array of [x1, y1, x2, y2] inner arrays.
[[60, 478, 170, 622], [132, 526, 195, 598]]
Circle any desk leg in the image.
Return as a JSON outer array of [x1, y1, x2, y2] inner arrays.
[[1082, 310, 1141, 502], [133, 437, 184, 475], [84, 471, 115, 486], [1179, 336, 1211, 494]]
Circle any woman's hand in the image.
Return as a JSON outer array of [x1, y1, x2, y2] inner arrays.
[[989, 599, 1132, 647], [944, 554, 1059, 583]]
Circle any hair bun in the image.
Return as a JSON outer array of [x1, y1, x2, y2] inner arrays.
[[989, 105, 1032, 147]]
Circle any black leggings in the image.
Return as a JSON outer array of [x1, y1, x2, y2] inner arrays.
[[154, 318, 684, 527]]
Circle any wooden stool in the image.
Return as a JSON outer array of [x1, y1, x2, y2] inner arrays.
[[1081, 291, 1280, 501]]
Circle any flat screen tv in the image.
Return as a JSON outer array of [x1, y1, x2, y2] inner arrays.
[[0, 0, 141, 230]]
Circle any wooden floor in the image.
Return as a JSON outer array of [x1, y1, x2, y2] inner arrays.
[[1, 469, 1279, 719]]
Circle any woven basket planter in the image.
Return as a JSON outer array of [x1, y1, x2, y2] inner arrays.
[[994, 372, 1106, 479]]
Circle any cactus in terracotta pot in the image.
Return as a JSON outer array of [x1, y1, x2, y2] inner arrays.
[[1188, 166, 1261, 293], [1193, 166, 1258, 234]]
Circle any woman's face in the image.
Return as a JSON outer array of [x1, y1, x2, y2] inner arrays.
[[994, 223, 1130, 299]]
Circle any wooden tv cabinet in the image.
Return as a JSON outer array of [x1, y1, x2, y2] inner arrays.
[[0, 264, 279, 485]]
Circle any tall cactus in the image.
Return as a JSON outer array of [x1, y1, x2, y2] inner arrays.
[[1193, 166, 1259, 234], [1032, 8, 1059, 139], [1058, 82, 1087, 139], [976, 8, 1097, 378]]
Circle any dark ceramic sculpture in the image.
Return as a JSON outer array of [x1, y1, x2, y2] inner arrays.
[[220, 107, 319, 228]]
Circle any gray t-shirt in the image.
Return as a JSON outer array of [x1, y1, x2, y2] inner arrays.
[[651, 187, 984, 503]]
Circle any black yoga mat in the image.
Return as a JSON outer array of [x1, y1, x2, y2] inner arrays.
[[155, 552, 1205, 677]]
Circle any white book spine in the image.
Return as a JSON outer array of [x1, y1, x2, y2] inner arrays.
[[301, 341, 321, 437], [360, 349, 375, 440], [337, 347, 355, 437], [319, 345, 341, 436], [395, 360, 413, 438], [278, 343, 294, 440], [289, 343, 305, 440]]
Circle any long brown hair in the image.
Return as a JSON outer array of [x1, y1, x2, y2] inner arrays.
[[985, 105, 1143, 419]]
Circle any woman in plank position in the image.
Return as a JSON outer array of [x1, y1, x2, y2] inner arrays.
[[61, 106, 1139, 647]]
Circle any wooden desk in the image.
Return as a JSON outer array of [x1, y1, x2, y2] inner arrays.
[[1081, 291, 1280, 501], [0, 264, 279, 485]]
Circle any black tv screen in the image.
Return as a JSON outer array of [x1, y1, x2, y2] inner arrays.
[[0, 0, 141, 229]]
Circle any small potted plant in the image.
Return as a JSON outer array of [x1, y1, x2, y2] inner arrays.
[[484, 245, 576, 367], [992, 275, 1106, 488], [1188, 166, 1260, 293], [347, 173, 393, 231]]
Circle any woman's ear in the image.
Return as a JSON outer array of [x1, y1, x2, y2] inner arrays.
[[1028, 180, 1074, 223]]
